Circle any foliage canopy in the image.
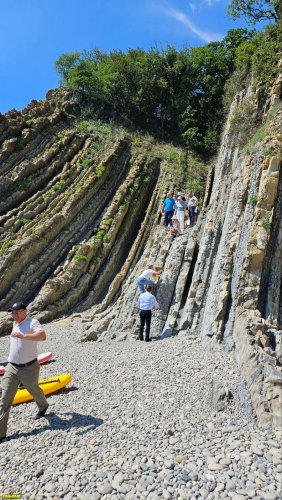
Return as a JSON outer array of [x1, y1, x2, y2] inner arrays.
[[55, 0, 281, 157], [55, 29, 253, 157], [228, 0, 282, 24]]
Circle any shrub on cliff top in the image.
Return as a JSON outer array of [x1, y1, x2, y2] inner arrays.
[[25, 119, 33, 128], [55, 29, 254, 158], [225, 19, 282, 106], [239, 22, 281, 85]]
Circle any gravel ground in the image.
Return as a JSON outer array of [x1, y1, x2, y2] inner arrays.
[[0, 317, 281, 500]]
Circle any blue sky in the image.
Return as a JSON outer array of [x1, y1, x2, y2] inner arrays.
[[0, 0, 248, 113]]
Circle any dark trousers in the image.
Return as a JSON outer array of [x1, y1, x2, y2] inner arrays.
[[189, 206, 195, 225], [139, 310, 152, 340], [164, 211, 174, 227]]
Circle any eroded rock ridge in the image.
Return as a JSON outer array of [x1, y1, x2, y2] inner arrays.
[[0, 72, 281, 427]]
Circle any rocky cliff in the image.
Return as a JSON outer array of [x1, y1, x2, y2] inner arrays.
[[0, 89, 201, 326], [80, 72, 282, 428], [184, 73, 282, 429], [0, 69, 281, 427]]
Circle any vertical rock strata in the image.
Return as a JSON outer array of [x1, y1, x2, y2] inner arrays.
[[81, 72, 282, 428], [0, 71, 281, 428], [0, 88, 191, 331], [183, 74, 282, 428]]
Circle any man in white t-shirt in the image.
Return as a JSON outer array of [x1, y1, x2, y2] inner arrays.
[[0, 302, 49, 442], [137, 286, 160, 341], [136, 267, 162, 293]]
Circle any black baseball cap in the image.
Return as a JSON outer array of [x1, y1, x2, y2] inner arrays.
[[8, 302, 27, 312]]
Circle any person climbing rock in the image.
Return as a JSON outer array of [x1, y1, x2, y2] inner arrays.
[[163, 192, 175, 228], [136, 266, 162, 293], [0, 302, 49, 443], [137, 285, 160, 342]]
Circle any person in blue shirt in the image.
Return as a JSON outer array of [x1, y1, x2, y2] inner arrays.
[[163, 192, 175, 227], [137, 286, 160, 342]]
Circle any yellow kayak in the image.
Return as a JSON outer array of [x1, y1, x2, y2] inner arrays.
[[12, 373, 72, 405]]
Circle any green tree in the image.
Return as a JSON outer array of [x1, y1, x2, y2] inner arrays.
[[228, 0, 281, 24], [54, 28, 255, 156], [235, 20, 282, 85], [55, 52, 81, 82]]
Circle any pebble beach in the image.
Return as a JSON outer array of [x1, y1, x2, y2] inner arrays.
[[0, 317, 281, 500]]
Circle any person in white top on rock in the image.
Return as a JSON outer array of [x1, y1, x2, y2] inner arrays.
[[174, 196, 187, 233], [188, 191, 198, 226], [0, 302, 49, 443], [136, 266, 162, 293], [137, 285, 160, 342]]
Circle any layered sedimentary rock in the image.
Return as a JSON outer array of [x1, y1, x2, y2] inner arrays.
[[0, 89, 194, 331], [81, 72, 282, 428], [0, 70, 281, 427], [183, 74, 282, 428]]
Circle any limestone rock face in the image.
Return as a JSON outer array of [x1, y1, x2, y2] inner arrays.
[[79, 71, 282, 429], [0, 69, 281, 428], [0, 87, 193, 333], [179, 73, 282, 428]]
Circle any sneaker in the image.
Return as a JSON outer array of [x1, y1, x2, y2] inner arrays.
[[145, 339, 152, 342], [34, 405, 49, 420], [139, 338, 144, 341]]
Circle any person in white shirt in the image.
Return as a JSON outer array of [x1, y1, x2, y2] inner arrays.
[[0, 302, 49, 443], [137, 286, 160, 342], [136, 266, 162, 293], [174, 196, 187, 233], [188, 191, 198, 226]]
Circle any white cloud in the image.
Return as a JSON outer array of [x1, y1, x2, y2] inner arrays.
[[163, 5, 222, 42], [189, 2, 196, 12], [203, 0, 221, 6]]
